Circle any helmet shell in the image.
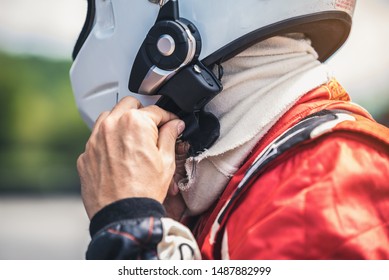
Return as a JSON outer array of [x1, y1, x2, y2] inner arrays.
[[70, 0, 356, 128]]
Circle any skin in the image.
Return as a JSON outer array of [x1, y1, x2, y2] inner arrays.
[[164, 141, 190, 221], [77, 96, 186, 219]]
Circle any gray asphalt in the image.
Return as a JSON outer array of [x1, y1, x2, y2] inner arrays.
[[0, 195, 90, 260]]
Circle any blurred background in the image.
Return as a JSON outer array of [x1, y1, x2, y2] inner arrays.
[[0, 0, 388, 259]]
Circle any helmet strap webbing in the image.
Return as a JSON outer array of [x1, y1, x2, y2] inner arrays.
[[156, 96, 221, 156]]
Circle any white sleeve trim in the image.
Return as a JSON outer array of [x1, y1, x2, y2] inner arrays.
[[157, 218, 202, 260]]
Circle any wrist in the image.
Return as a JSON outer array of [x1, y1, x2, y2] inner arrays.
[[89, 197, 166, 237]]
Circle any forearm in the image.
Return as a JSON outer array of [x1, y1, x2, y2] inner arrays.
[[86, 198, 200, 260]]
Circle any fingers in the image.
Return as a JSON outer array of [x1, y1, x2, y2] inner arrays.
[[176, 141, 190, 156], [158, 119, 185, 155], [91, 96, 183, 152], [109, 96, 178, 128], [90, 111, 109, 138], [168, 180, 179, 196], [109, 96, 143, 119], [89, 96, 141, 137], [140, 105, 178, 128]]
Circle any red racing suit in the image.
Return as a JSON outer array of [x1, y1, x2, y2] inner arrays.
[[86, 80, 389, 260], [192, 79, 389, 259]]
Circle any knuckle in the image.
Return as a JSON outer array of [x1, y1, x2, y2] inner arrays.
[[122, 96, 142, 107], [120, 109, 143, 128], [99, 117, 115, 133], [147, 104, 160, 112], [85, 139, 94, 152], [76, 154, 85, 171], [98, 111, 110, 120], [124, 109, 138, 119], [93, 111, 109, 129]]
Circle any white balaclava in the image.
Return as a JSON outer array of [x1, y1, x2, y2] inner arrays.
[[177, 34, 332, 215]]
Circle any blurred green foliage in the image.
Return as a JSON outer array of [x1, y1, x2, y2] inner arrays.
[[0, 51, 90, 194]]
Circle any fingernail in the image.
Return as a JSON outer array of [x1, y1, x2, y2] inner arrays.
[[177, 121, 185, 135]]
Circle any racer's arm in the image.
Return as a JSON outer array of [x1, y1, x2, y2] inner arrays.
[[77, 97, 200, 260]]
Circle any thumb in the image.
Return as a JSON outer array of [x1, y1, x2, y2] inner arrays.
[[158, 119, 185, 154]]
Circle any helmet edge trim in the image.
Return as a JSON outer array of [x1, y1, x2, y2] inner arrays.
[[202, 11, 353, 66]]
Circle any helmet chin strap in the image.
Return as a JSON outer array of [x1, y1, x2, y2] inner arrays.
[[155, 59, 223, 154], [156, 97, 222, 157], [130, 0, 223, 155]]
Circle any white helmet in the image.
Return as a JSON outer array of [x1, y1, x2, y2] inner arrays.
[[70, 0, 356, 132]]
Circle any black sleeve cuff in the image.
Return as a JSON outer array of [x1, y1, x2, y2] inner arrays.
[[89, 197, 166, 238]]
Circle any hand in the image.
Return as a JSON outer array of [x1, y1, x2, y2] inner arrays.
[[77, 96, 185, 219]]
